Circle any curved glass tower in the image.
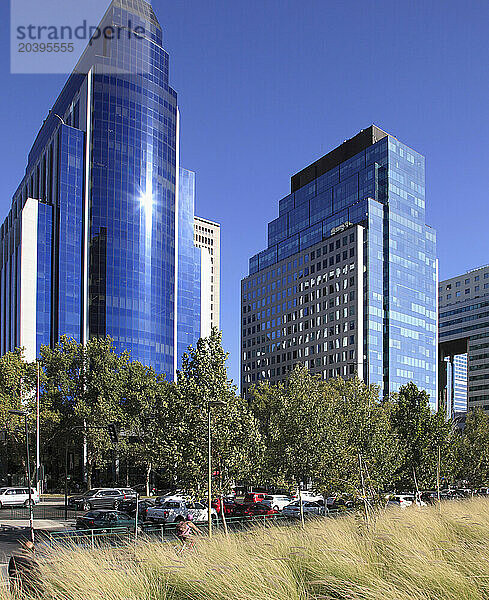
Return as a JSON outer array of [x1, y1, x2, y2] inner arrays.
[[0, 0, 207, 377]]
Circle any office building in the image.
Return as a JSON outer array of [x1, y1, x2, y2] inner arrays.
[[241, 126, 437, 404], [194, 216, 221, 335], [439, 265, 489, 413], [0, 0, 214, 378]]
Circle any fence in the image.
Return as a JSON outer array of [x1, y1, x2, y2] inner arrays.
[[0, 505, 79, 520], [44, 514, 308, 550]]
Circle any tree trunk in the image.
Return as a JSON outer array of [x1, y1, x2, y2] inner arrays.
[[146, 462, 152, 497], [86, 460, 93, 491], [298, 481, 305, 528]]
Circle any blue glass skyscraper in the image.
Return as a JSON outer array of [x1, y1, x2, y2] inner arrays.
[[0, 0, 213, 377], [241, 126, 437, 405]]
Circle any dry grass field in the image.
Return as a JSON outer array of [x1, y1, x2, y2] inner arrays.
[[5, 497, 489, 600]]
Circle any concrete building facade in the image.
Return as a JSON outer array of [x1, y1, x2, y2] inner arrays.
[[194, 216, 220, 334], [439, 265, 489, 413], [241, 126, 438, 403]]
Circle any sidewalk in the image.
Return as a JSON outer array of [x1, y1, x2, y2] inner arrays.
[[0, 519, 73, 531]]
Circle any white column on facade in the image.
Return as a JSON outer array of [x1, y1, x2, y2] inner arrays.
[[20, 198, 38, 362], [356, 225, 364, 381], [173, 108, 180, 379], [200, 248, 212, 338]]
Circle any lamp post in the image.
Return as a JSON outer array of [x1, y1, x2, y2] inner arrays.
[[9, 410, 34, 543], [207, 400, 225, 537]]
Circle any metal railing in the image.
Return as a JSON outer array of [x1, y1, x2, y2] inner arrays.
[[0, 505, 78, 520]]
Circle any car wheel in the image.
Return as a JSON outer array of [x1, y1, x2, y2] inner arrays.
[[83, 502, 91, 511], [0, 501, 2, 509], [273, 505, 279, 511], [23, 499, 34, 507]]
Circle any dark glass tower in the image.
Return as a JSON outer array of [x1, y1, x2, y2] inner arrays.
[[241, 126, 437, 405], [0, 0, 208, 377]]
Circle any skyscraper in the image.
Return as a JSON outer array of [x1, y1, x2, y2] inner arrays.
[[0, 0, 215, 378], [241, 126, 437, 404], [194, 216, 221, 335], [439, 265, 489, 413]]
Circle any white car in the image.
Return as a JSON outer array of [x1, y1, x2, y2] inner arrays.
[[291, 491, 324, 503], [146, 499, 217, 524], [0, 487, 40, 508], [282, 500, 327, 518], [261, 495, 292, 511], [387, 494, 416, 508]]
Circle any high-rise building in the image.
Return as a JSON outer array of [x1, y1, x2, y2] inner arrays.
[[194, 216, 220, 335], [0, 0, 213, 378], [453, 354, 468, 413], [241, 126, 437, 404], [439, 265, 489, 413]]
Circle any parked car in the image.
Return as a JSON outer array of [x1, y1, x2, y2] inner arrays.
[[211, 497, 236, 515], [243, 502, 280, 518], [0, 487, 40, 508], [119, 498, 155, 520], [386, 494, 416, 508], [326, 496, 354, 510], [75, 509, 135, 531], [262, 495, 291, 511], [290, 491, 324, 503], [68, 488, 137, 511], [282, 500, 327, 518], [242, 492, 267, 505], [146, 499, 217, 524]]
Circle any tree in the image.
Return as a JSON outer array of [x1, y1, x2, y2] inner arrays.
[[317, 377, 400, 499], [450, 408, 489, 488], [0, 349, 37, 484], [264, 365, 329, 494], [120, 361, 173, 495], [175, 328, 262, 496], [387, 382, 451, 491], [40, 336, 128, 489]]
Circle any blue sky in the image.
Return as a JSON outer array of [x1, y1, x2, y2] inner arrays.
[[1, 0, 488, 384]]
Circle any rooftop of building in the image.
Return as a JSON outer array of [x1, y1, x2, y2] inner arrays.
[[194, 216, 221, 228], [290, 125, 389, 192]]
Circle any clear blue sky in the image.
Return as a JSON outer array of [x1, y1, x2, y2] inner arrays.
[[1, 0, 488, 384]]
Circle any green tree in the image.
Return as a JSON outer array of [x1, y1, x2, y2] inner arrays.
[[387, 382, 450, 490], [450, 408, 489, 488], [317, 377, 400, 499], [120, 361, 174, 495], [175, 328, 262, 496], [0, 349, 37, 483], [40, 336, 128, 490], [264, 365, 329, 494]]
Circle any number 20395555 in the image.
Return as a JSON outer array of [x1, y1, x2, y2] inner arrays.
[[18, 42, 74, 53]]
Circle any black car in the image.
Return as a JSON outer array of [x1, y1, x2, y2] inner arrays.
[[119, 498, 155, 520], [75, 509, 136, 531], [68, 488, 137, 511]]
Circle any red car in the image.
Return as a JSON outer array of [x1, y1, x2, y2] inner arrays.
[[233, 502, 279, 519], [211, 497, 236, 515], [242, 492, 267, 505]]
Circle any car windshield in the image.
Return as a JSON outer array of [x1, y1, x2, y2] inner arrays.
[[0, 488, 8, 494]]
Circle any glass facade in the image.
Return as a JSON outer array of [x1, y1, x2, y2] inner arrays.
[[242, 126, 437, 404], [177, 168, 201, 369], [0, 0, 209, 376]]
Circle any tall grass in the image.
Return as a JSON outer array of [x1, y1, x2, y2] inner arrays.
[[8, 498, 489, 600]]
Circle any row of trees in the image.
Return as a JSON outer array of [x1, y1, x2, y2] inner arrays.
[[1, 329, 488, 496]]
